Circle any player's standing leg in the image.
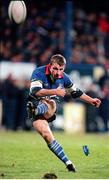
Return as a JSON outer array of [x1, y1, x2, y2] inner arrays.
[[33, 119, 76, 172]]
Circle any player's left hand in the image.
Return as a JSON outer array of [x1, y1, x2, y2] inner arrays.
[[91, 98, 101, 107]]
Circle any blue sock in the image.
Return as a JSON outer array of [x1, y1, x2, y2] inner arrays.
[[48, 140, 72, 166], [35, 103, 48, 115]]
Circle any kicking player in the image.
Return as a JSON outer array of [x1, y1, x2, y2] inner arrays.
[[27, 54, 101, 172]]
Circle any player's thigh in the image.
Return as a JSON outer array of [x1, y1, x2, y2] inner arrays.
[[33, 119, 54, 143]]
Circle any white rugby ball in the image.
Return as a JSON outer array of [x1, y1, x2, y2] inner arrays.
[[8, 1, 27, 24]]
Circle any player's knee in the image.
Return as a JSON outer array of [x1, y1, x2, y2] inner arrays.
[[41, 130, 51, 143], [44, 100, 56, 119], [50, 100, 56, 111]]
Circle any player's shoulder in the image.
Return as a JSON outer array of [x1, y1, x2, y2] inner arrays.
[[63, 72, 73, 87], [33, 65, 46, 74], [31, 65, 46, 81], [63, 72, 70, 79]]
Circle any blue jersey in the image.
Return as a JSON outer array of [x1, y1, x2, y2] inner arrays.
[[29, 64, 83, 101], [30, 64, 73, 90]]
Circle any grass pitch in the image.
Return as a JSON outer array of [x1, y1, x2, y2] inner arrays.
[[0, 131, 109, 179]]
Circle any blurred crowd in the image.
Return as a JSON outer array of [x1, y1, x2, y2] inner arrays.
[[1, 2, 109, 68], [0, 1, 109, 132]]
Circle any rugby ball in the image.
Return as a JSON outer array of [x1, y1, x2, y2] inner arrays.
[[8, 1, 27, 24]]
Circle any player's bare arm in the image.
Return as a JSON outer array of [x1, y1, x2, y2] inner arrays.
[[79, 93, 101, 108], [36, 86, 66, 97]]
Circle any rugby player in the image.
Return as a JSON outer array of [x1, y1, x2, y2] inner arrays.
[[27, 54, 101, 172]]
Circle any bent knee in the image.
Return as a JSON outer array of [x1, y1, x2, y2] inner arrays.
[[41, 130, 52, 143], [49, 100, 56, 111], [42, 99, 56, 112], [41, 129, 49, 139], [33, 120, 54, 144]]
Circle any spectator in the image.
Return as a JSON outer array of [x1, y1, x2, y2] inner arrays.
[[2, 74, 20, 130]]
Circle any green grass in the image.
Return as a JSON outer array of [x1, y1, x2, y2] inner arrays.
[[0, 131, 109, 179]]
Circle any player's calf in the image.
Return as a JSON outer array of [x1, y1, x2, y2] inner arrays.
[[26, 101, 48, 120], [48, 139, 76, 172]]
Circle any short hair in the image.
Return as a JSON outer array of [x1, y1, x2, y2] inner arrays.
[[50, 54, 66, 66]]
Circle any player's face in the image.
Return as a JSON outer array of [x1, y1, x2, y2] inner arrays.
[[49, 63, 65, 79]]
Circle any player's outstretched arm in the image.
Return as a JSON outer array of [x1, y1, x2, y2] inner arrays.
[[79, 93, 101, 107]]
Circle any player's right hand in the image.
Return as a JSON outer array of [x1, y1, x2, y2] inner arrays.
[[55, 86, 66, 97]]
